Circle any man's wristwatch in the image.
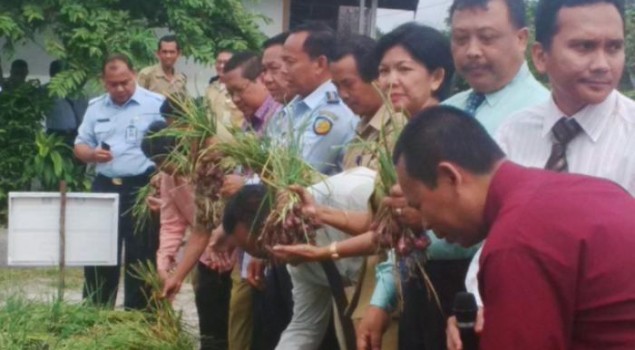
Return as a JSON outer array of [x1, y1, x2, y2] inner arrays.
[[329, 241, 340, 260]]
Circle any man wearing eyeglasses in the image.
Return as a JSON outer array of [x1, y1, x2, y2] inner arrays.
[[223, 51, 281, 135]]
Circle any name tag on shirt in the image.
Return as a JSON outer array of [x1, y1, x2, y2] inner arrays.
[[125, 124, 138, 144]]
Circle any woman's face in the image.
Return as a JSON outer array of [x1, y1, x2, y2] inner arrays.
[[378, 45, 443, 116]]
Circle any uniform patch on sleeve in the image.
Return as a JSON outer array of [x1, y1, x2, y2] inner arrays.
[[313, 116, 333, 135]]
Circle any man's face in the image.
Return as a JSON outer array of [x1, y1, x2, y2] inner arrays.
[[224, 67, 262, 117], [157, 41, 180, 69], [232, 223, 268, 259], [262, 44, 294, 103], [103, 60, 137, 105], [283, 31, 323, 97], [450, 0, 528, 93], [396, 158, 483, 247], [533, 3, 624, 112], [215, 51, 233, 79], [330, 55, 382, 119]]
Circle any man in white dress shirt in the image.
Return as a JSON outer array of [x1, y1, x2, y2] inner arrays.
[[449, 0, 635, 348], [223, 167, 376, 350]]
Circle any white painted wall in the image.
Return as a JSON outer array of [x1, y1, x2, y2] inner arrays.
[[0, 0, 285, 97]]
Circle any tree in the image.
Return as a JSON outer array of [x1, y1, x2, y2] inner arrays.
[[0, 0, 266, 222], [0, 0, 267, 98]]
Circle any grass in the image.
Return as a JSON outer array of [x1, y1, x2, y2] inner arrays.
[[0, 267, 84, 292], [0, 263, 197, 350], [0, 297, 196, 349]]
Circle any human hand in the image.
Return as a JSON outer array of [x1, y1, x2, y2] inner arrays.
[[288, 185, 321, 225], [208, 250, 235, 273], [146, 195, 162, 212], [356, 306, 389, 350], [383, 184, 424, 231], [270, 244, 329, 264], [220, 174, 245, 198], [247, 258, 266, 290], [446, 307, 484, 350], [162, 275, 183, 302], [93, 148, 113, 163]]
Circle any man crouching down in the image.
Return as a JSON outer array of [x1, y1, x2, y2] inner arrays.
[[223, 167, 376, 350]]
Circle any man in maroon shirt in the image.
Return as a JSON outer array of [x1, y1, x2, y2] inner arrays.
[[393, 105, 635, 349]]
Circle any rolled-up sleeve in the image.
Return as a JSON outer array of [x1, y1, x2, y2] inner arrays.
[[370, 251, 397, 311]]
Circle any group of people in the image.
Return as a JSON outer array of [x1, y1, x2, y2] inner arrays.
[[71, 0, 635, 349]]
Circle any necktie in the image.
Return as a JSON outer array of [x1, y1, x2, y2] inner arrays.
[[544, 117, 582, 172], [465, 92, 486, 116]]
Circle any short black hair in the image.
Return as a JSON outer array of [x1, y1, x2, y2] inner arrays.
[[289, 21, 336, 60], [158, 34, 181, 51], [223, 185, 271, 236], [393, 105, 505, 188], [223, 51, 263, 81], [141, 120, 175, 162], [331, 34, 378, 83], [449, 0, 526, 29], [102, 53, 134, 74], [375, 22, 455, 100], [263, 32, 290, 50], [535, 0, 625, 50], [159, 93, 188, 119], [49, 60, 65, 77], [11, 59, 28, 71]]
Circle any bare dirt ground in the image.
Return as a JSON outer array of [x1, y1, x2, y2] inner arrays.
[[0, 227, 200, 344]]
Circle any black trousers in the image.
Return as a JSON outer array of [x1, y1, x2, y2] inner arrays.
[[82, 170, 158, 310], [195, 262, 232, 350], [398, 259, 472, 350], [251, 265, 294, 350]]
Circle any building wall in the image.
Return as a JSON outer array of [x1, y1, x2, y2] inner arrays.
[[0, 0, 286, 97]]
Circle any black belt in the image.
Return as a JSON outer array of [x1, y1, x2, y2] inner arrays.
[[96, 167, 155, 186]]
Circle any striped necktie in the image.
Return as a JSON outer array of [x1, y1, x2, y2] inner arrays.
[[544, 117, 582, 172], [465, 92, 486, 116]]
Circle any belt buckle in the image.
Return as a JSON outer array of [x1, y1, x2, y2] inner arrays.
[[112, 178, 123, 186]]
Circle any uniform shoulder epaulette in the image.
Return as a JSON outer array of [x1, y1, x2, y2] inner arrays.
[[325, 91, 340, 104]]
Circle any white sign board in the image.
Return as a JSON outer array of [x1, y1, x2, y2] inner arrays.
[[8, 192, 119, 266]]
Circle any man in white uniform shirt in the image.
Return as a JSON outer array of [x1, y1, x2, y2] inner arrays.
[[449, 0, 635, 348], [223, 167, 375, 350]]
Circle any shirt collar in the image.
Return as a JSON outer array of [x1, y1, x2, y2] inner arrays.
[[482, 62, 531, 108], [248, 95, 281, 132], [358, 104, 392, 134], [483, 161, 523, 230], [541, 90, 618, 143], [105, 85, 142, 107], [298, 80, 334, 111]]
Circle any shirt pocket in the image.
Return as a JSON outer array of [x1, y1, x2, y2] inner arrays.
[[94, 122, 114, 143]]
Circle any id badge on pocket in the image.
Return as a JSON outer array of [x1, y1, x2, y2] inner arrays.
[[125, 124, 138, 144]]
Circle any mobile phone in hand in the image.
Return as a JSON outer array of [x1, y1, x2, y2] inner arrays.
[[101, 142, 111, 151]]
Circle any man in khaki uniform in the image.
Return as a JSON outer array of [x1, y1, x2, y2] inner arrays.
[[206, 50, 244, 129], [138, 35, 187, 97], [329, 34, 403, 350]]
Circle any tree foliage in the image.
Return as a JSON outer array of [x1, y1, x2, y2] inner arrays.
[[0, 0, 266, 98]]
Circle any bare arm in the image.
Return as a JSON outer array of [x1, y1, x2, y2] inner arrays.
[[271, 230, 378, 263]]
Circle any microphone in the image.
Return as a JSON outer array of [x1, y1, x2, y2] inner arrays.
[[453, 292, 479, 350]]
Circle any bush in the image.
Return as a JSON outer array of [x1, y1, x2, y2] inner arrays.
[[0, 83, 51, 222]]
